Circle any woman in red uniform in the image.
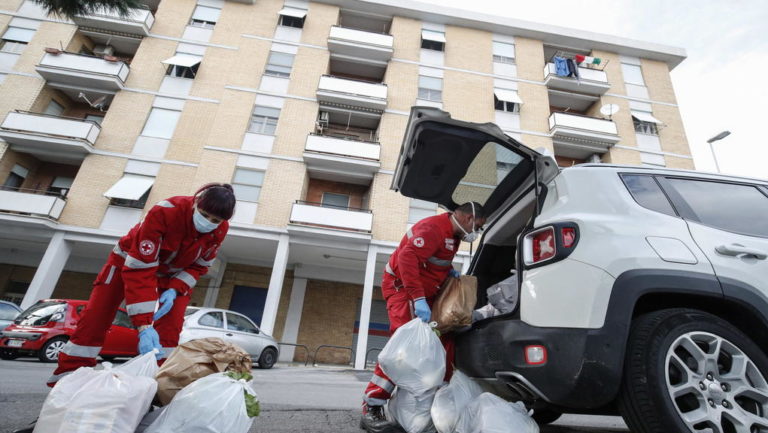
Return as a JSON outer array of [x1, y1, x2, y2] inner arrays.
[[49, 183, 236, 386]]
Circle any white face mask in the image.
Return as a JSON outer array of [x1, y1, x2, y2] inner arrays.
[[452, 202, 481, 243], [193, 207, 220, 233]]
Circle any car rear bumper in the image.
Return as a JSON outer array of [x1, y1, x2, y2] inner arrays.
[[454, 317, 624, 409]]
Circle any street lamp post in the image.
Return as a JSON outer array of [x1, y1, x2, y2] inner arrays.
[[706, 130, 730, 173]]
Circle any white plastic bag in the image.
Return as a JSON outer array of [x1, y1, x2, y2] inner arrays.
[[485, 274, 518, 314], [145, 372, 257, 433], [455, 393, 539, 433], [34, 352, 158, 433], [431, 370, 483, 433], [378, 319, 446, 395], [115, 349, 160, 378], [387, 388, 436, 433], [471, 304, 500, 322]]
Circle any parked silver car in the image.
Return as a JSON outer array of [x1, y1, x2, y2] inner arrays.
[[0, 301, 21, 330], [180, 307, 279, 369]]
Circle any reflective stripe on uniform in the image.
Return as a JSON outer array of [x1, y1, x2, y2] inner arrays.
[[364, 394, 388, 406], [427, 256, 452, 267], [112, 244, 127, 259], [126, 300, 156, 316], [157, 200, 175, 208], [124, 255, 159, 269], [61, 341, 101, 359], [47, 370, 74, 384], [163, 250, 178, 265], [173, 271, 197, 288], [406, 228, 414, 239], [104, 265, 116, 284], [195, 257, 215, 267], [384, 262, 396, 276], [370, 374, 395, 393]]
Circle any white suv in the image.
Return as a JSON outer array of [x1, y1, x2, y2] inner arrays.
[[392, 107, 768, 432]]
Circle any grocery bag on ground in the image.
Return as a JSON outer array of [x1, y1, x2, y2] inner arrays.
[[34, 351, 159, 433], [155, 337, 252, 405], [431, 370, 483, 433], [455, 393, 538, 433], [387, 388, 436, 433], [145, 371, 259, 433], [431, 276, 478, 334], [485, 273, 518, 314], [378, 318, 446, 395]]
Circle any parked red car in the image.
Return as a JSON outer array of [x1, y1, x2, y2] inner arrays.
[[0, 299, 138, 362]]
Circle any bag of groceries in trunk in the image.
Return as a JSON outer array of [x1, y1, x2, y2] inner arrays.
[[155, 337, 252, 405], [431, 275, 478, 333]]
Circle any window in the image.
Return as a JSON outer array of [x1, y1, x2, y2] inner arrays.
[[633, 119, 658, 136], [494, 96, 519, 113], [141, 108, 181, 139], [249, 106, 280, 134], [408, 199, 437, 224], [321, 192, 350, 209], [163, 54, 202, 79], [47, 176, 73, 197], [421, 30, 445, 51], [1, 27, 35, 54], [104, 174, 155, 208], [199, 311, 224, 328], [44, 100, 65, 116], [492, 41, 515, 64], [264, 51, 294, 78], [226, 313, 258, 334], [621, 63, 644, 85], [496, 144, 524, 184], [418, 75, 442, 102], [667, 178, 768, 237], [279, 15, 304, 28], [3, 164, 28, 191], [189, 5, 220, 28], [621, 175, 676, 216], [110, 188, 151, 209], [232, 168, 264, 202]]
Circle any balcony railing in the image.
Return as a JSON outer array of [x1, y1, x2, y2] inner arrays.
[[316, 75, 388, 111], [72, 6, 155, 36], [36, 50, 130, 91], [328, 26, 394, 61], [305, 133, 380, 160], [0, 111, 100, 162], [290, 201, 373, 232], [549, 112, 619, 146], [543, 63, 610, 95], [0, 188, 67, 220]]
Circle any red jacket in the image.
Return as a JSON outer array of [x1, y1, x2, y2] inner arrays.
[[113, 196, 228, 327], [384, 213, 460, 301]]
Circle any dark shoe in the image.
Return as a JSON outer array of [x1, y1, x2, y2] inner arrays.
[[359, 404, 403, 433]]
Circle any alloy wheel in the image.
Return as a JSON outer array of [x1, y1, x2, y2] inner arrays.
[[45, 340, 66, 361]]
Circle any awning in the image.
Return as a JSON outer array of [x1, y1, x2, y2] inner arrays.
[[421, 30, 446, 43], [161, 55, 202, 68], [279, 7, 307, 18], [104, 175, 155, 200], [631, 110, 663, 124], [2, 27, 35, 43], [494, 89, 523, 104]]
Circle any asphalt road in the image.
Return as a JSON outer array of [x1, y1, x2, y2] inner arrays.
[[0, 358, 630, 433]]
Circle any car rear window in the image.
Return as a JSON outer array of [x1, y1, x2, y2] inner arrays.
[[621, 174, 677, 217], [15, 301, 66, 326]]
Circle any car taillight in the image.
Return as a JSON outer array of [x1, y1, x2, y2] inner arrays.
[[527, 226, 556, 264], [561, 227, 576, 248]]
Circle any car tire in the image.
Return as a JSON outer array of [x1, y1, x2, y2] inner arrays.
[[258, 347, 277, 369], [618, 308, 768, 433], [38, 337, 68, 363], [532, 408, 562, 425], [0, 348, 20, 360]]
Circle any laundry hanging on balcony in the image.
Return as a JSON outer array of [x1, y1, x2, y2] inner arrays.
[[574, 55, 602, 66], [566, 58, 580, 79], [553, 56, 569, 76]]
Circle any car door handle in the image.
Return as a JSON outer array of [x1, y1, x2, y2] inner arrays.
[[225, 333, 233, 337], [716, 244, 768, 260]]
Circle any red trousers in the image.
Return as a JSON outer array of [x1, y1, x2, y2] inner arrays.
[[48, 253, 190, 386], [363, 275, 454, 406]]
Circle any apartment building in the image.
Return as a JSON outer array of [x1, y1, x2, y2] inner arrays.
[[0, 0, 690, 368]]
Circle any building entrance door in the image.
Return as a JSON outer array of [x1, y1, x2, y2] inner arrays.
[[229, 285, 268, 327]]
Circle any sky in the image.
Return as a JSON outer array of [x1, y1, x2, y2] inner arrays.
[[418, 0, 768, 180]]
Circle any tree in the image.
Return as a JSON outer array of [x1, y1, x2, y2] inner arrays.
[[33, 0, 145, 20]]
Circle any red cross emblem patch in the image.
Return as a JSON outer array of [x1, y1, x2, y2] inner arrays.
[[139, 240, 156, 256], [413, 237, 425, 248]]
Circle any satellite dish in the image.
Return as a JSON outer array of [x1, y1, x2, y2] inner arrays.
[[599, 104, 620, 118]]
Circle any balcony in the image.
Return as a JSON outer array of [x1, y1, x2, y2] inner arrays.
[[0, 111, 100, 163], [72, 7, 154, 36], [543, 63, 610, 95], [549, 112, 619, 159], [328, 26, 393, 62], [303, 133, 381, 183], [36, 51, 130, 92], [289, 201, 373, 232], [0, 189, 66, 220], [316, 75, 387, 111]]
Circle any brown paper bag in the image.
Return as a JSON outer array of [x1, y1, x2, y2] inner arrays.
[[155, 337, 252, 405], [431, 275, 478, 334]]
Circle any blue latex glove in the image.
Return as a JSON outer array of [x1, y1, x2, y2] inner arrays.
[[138, 326, 162, 358], [414, 299, 431, 323], [154, 289, 177, 321], [448, 268, 461, 278]]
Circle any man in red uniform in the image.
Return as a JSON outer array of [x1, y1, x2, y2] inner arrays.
[[360, 202, 486, 433]]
